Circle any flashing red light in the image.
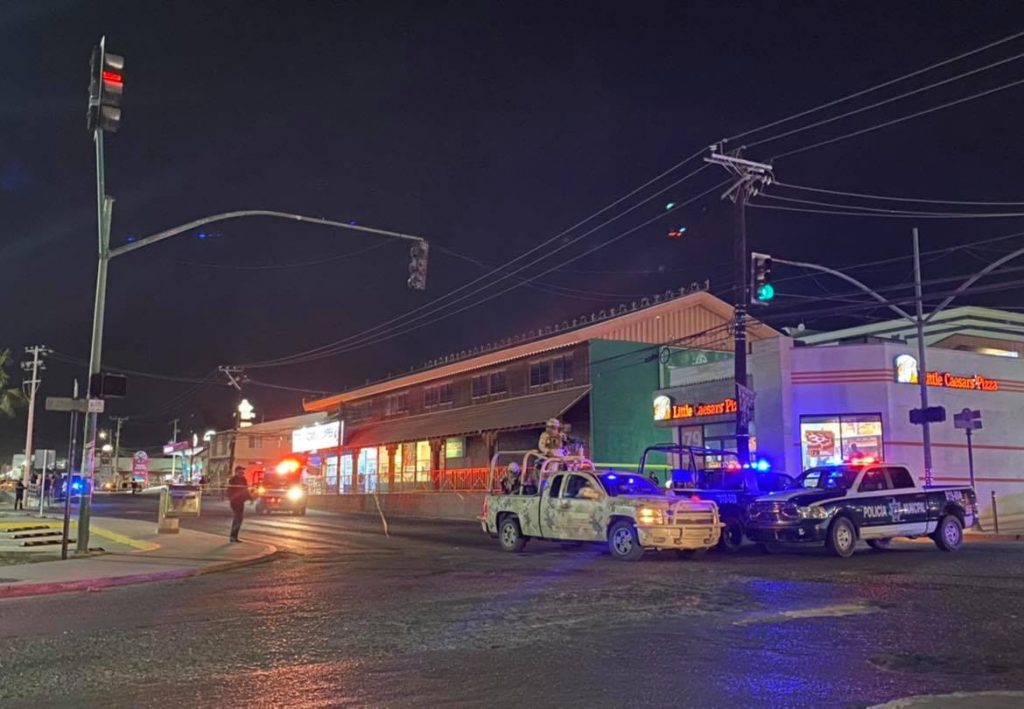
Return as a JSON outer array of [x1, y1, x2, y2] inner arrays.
[[724, 461, 742, 471], [848, 455, 878, 466], [275, 458, 301, 475], [690, 494, 702, 502], [102, 70, 123, 85]]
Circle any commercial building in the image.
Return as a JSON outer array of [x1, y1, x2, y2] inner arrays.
[[301, 287, 777, 494], [654, 307, 1024, 529], [205, 412, 327, 488]]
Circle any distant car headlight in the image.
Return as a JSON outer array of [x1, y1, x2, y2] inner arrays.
[[799, 506, 829, 520], [636, 507, 665, 525], [286, 486, 304, 502]]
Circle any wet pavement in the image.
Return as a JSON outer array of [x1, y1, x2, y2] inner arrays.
[[0, 495, 1021, 707]]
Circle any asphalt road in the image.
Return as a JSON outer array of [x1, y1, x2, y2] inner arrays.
[[0, 494, 1022, 708]]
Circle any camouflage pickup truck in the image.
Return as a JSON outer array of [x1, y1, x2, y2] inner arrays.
[[479, 451, 722, 561]]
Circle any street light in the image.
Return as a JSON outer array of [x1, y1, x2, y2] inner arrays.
[[101, 443, 113, 453]]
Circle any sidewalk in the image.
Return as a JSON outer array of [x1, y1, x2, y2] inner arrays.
[[0, 512, 276, 599]]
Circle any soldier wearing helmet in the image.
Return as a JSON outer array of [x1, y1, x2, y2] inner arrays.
[[538, 418, 568, 458]]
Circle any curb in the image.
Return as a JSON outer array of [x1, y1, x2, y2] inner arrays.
[[0, 544, 278, 600], [966, 532, 1023, 543]]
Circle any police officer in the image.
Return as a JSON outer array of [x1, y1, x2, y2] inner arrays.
[[14, 478, 25, 510], [226, 466, 251, 543]]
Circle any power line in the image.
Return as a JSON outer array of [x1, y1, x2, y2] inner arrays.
[[744, 48, 1024, 150], [770, 75, 1024, 161], [725, 28, 1024, 144], [749, 201, 1024, 220], [754, 192, 1024, 218], [243, 177, 730, 369], [240, 165, 716, 368], [774, 180, 1024, 207]]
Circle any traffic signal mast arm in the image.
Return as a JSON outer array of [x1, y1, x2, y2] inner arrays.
[[108, 210, 427, 260], [770, 256, 914, 322]]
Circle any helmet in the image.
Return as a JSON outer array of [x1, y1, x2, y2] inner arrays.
[[546, 418, 561, 428]]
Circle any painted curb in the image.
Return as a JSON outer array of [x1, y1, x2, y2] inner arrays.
[[0, 544, 278, 600], [965, 532, 1024, 543]]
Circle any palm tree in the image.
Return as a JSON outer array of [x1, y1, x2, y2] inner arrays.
[[0, 349, 26, 417]]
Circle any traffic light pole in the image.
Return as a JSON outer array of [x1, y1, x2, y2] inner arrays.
[[733, 189, 750, 466], [79, 125, 112, 555], [912, 228, 933, 485]]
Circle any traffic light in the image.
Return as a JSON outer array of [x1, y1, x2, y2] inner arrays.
[[408, 240, 429, 290], [750, 252, 774, 305], [87, 39, 124, 133]]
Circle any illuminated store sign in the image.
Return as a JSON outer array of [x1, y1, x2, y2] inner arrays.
[[292, 420, 343, 453], [654, 394, 738, 422], [893, 355, 999, 392]]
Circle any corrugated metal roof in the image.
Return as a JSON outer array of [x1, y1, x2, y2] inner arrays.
[[343, 385, 589, 448], [306, 291, 778, 412]]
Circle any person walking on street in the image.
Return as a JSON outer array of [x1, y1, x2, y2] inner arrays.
[[226, 466, 251, 543], [14, 478, 25, 510]]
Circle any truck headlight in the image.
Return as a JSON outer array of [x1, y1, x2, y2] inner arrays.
[[286, 487, 305, 502], [637, 507, 665, 525], [799, 506, 829, 520]]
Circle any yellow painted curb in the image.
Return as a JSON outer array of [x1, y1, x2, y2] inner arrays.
[[0, 521, 61, 530], [89, 525, 159, 551]]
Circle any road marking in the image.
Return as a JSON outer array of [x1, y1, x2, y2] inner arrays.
[[870, 691, 1024, 708], [734, 602, 879, 625]]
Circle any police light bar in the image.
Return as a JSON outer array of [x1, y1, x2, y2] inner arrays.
[[275, 458, 301, 475], [847, 455, 878, 466]]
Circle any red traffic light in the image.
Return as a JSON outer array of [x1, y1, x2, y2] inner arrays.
[[101, 70, 123, 85]]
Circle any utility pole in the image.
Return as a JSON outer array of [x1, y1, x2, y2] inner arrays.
[[61, 379, 79, 560], [112, 416, 128, 488], [220, 366, 245, 482], [169, 418, 180, 481], [912, 228, 933, 486], [20, 346, 49, 487], [706, 148, 773, 466]]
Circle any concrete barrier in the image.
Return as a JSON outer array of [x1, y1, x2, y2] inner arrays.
[[308, 492, 485, 522]]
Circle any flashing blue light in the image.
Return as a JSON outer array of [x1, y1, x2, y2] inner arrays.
[[125, 235, 136, 243], [606, 474, 617, 480], [627, 477, 635, 484], [197, 232, 208, 240], [71, 481, 83, 492], [754, 459, 771, 472]]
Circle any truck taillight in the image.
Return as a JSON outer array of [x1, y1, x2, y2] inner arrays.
[[482, 498, 489, 517]]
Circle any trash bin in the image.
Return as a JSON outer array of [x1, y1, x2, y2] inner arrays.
[[157, 484, 202, 533]]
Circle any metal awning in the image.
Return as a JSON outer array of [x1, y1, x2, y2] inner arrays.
[[344, 385, 590, 448]]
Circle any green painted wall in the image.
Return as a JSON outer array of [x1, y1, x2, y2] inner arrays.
[[588, 340, 672, 468]]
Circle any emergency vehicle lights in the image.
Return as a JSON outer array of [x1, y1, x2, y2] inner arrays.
[[286, 486, 305, 502], [275, 458, 301, 475], [753, 459, 771, 472], [724, 461, 742, 471], [256, 485, 266, 495], [848, 455, 878, 466]]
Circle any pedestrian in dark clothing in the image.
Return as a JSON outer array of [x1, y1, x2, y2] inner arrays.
[[226, 467, 251, 542], [14, 479, 25, 510]]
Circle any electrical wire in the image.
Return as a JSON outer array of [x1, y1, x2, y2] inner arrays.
[[770, 75, 1024, 161], [749, 202, 1024, 220], [774, 180, 1024, 207], [755, 193, 1024, 218], [744, 48, 1024, 150], [725, 28, 1024, 144], [49, 352, 221, 386], [239, 165, 715, 368], [243, 178, 730, 368]]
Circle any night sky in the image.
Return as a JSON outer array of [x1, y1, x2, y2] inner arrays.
[[3, 1, 1024, 458]]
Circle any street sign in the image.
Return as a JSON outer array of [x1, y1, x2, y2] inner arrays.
[[33, 449, 56, 469], [163, 440, 190, 454], [910, 406, 946, 425], [953, 408, 983, 430], [46, 397, 106, 414]]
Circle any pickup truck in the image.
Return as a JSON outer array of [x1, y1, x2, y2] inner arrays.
[[744, 460, 979, 558], [638, 443, 795, 552], [480, 451, 721, 561]]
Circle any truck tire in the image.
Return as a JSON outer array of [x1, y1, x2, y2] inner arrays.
[[826, 517, 858, 558], [933, 514, 963, 552], [867, 538, 891, 551], [608, 520, 644, 561], [676, 548, 707, 560], [718, 515, 744, 553], [498, 516, 527, 553]]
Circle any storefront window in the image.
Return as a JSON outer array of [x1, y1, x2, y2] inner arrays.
[[340, 453, 353, 493], [416, 440, 431, 482], [325, 455, 338, 493], [800, 414, 883, 469], [358, 448, 378, 492], [401, 442, 416, 482], [445, 437, 465, 459]]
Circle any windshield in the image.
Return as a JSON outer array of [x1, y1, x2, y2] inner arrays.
[[795, 466, 859, 491], [598, 473, 664, 497]]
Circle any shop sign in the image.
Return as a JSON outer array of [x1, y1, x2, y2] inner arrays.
[[238, 399, 256, 428], [803, 429, 836, 458], [893, 355, 999, 392], [292, 420, 342, 453], [654, 394, 738, 422], [132, 450, 149, 479]]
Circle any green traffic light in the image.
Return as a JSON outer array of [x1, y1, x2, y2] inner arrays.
[[756, 283, 775, 302]]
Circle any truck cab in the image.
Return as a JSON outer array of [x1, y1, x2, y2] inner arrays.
[[251, 457, 308, 516]]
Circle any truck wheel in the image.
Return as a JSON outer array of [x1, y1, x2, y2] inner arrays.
[[826, 517, 858, 558], [933, 514, 963, 552], [676, 548, 707, 560], [867, 538, 891, 551], [608, 520, 644, 561], [498, 517, 527, 553], [718, 516, 744, 553]]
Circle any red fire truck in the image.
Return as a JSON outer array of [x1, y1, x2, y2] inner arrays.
[[250, 457, 308, 516]]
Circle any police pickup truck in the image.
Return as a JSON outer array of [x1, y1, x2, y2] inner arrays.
[[480, 451, 721, 561], [745, 459, 978, 558], [639, 443, 795, 552]]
